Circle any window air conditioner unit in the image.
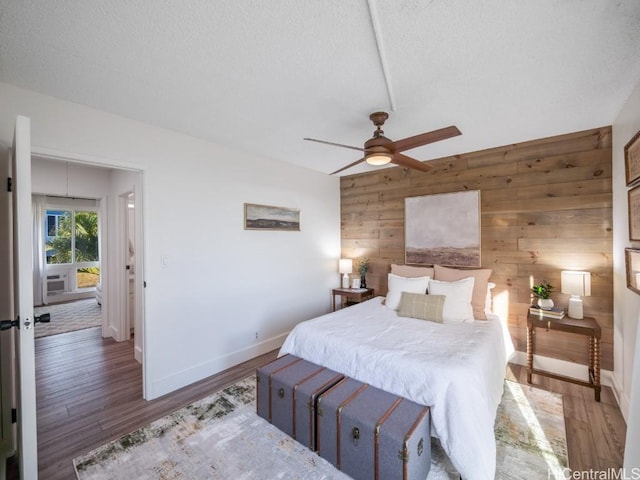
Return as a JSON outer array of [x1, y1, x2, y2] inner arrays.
[[47, 273, 68, 294]]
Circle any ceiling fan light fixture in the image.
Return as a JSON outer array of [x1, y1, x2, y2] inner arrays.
[[304, 111, 461, 174], [365, 152, 393, 166]]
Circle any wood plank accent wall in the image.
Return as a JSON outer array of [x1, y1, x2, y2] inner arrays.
[[340, 126, 613, 370]]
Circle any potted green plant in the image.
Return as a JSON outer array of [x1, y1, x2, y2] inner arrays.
[[356, 257, 369, 288], [531, 281, 554, 309]]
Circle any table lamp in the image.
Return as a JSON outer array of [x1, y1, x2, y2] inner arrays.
[[339, 259, 352, 289], [561, 271, 591, 319]]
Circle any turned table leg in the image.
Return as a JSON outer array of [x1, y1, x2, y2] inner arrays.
[[593, 336, 601, 402], [588, 336, 594, 381], [527, 326, 534, 383]]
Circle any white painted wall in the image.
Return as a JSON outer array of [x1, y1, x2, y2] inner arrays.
[[31, 156, 111, 197], [614, 78, 640, 469], [0, 82, 340, 399], [612, 78, 640, 419]]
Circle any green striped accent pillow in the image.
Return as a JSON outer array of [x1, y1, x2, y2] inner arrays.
[[397, 292, 446, 323]]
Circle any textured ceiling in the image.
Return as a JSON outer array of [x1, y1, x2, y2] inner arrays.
[[1, 1, 640, 175]]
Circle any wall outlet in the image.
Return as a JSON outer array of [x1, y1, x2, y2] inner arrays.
[[255, 332, 259, 340]]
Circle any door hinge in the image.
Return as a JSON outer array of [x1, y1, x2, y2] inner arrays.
[[7, 177, 12, 192], [143, 281, 147, 288], [11, 408, 17, 424]]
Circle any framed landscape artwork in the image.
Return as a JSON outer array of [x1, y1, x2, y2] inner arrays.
[[625, 129, 640, 186], [626, 248, 640, 295], [244, 203, 300, 231], [405, 190, 481, 267], [629, 186, 640, 241]]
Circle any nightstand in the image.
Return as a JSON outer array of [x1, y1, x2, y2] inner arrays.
[[332, 288, 375, 311], [526, 313, 601, 401]]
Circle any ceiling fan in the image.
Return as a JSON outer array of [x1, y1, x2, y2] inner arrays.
[[304, 112, 461, 175]]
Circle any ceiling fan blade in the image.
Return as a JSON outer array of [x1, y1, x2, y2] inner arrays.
[[390, 126, 461, 153], [391, 153, 433, 173], [304, 138, 365, 152], [330, 158, 366, 175]]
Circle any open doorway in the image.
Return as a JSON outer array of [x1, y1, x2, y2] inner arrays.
[[122, 190, 143, 363], [32, 196, 103, 338], [30, 153, 145, 357]]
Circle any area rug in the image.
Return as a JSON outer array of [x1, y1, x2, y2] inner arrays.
[[34, 298, 102, 338], [73, 377, 568, 479]]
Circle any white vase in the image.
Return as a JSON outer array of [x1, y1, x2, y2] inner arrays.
[[537, 298, 554, 310]]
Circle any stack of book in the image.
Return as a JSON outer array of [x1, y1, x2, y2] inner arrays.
[[529, 305, 565, 319]]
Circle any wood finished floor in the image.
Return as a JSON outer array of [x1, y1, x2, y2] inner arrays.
[[19, 328, 628, 478], [507, 363, 626, 472], [33, 327, 278, 479]]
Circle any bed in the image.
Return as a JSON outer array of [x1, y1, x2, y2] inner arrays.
[[279, 273, 514, 480]]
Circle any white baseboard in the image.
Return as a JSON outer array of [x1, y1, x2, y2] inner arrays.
[[108, 325, 120, 340], [149, 332, 288, 399], [608, 372, 630, 422], [511, 351, 613, 388], [134, 345, 143, 365]]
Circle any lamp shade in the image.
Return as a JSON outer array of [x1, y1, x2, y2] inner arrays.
[[561, 271, 591, 297], [365, 153, 393, 166], [339, 258, 353, 274]]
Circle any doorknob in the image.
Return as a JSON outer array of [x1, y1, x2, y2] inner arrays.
[[35, 313, 51, 324], [0, 318, 19, 331], [1, 313, 50, 331]]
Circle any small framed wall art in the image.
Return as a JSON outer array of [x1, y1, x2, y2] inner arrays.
[[626, 248, 640, 295], [625, 129, 640, 186], [629, 185, 640, 241], [244, 203, 300, 231]]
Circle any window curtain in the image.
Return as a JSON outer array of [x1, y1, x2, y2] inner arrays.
[[32, 194, 47, 306]]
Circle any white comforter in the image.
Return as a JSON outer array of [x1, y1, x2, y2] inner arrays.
[[279, 296, 513, 480]]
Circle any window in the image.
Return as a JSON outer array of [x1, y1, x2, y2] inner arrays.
[[74, 211, 99, 262], [75, 210, 100, 288], [46, 214, 58, 237], [45, 210, 71, 264], [44, 207, 100, 290], [77, 267, 100, 289]]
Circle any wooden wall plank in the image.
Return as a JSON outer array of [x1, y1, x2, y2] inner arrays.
[[340, 126, 613, 370]]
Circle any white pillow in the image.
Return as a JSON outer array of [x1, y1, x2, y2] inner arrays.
[[385, 273, 430, 310], [427, 277, 475, 323]]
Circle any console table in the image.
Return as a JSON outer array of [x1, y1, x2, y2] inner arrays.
[[526, 313, 601, 402]]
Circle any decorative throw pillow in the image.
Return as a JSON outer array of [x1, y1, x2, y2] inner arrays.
[[433, 265, 492, 320], [427, 277, 475, 323], [397, 292, 445, 323], [385, 273, 430, 310], [390, 264, 435, 279]]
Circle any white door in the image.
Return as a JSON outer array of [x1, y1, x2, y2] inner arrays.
[[0, 128, 16, 477], [6, 116, 38, 478]]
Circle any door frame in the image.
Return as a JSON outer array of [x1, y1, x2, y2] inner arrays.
[[31, 147, 147, 398]]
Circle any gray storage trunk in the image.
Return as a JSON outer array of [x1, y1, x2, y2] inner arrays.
[[255, 354, 302, 421], [316, 377, 369, 466], [293, 367, 344, 450], [318, 379, 431, 480], [269, 358, 334, 438], [257, 354, 343, 449]]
